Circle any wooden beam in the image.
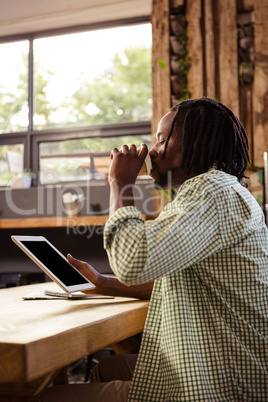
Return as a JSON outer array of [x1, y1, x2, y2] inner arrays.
[[170, 0, 184, 9], [252, 0, 268, 167], [237, 0, 254, 12], [186, 0, 204, 98], [217, 0, 239, 116], [204, 0, 216, 98], [152, 0, 171, 215], [152, 0, 171, 138], [239, 85, 253, 162]]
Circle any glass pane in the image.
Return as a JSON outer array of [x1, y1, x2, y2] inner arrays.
[[0, 144, 24, 186], [0, 41, 29, 133], [39, 134, 152, 184], [33, 23, 152, 130]]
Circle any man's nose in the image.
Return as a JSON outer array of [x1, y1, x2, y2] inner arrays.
[[149, 144, 158, 159]]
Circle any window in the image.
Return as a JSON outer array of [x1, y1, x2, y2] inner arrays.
[[39, 131, 152, 184], [0, 41, 29, 133], [0, 143, 24, 186], [0, 18, 152, 187]]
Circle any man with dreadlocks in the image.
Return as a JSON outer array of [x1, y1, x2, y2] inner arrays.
[[41, 98, 268, 401]]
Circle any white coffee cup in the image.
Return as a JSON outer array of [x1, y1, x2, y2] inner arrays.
[[137, 148, 152, 176]]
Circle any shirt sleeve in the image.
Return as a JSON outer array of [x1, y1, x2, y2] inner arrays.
[[103, 182, 222, 286]]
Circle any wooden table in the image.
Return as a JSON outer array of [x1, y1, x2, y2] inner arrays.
[[0, 282, 149, 401]]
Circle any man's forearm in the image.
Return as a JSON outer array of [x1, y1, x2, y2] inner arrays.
[[109, 181, 135, 216], [68, 254, 152, 300], [96, 275, 153, 300]]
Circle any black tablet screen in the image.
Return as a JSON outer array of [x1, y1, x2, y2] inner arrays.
[[21, 240, 88, 286]]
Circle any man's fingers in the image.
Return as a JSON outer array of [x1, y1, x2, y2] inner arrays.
[[110, 147, 119, 160], [119, 145, 129, 153], [67, 254, 84, 269], [68, 254, 97, 275], [129, 144, 137, 153], [138, 143, 148, 159]]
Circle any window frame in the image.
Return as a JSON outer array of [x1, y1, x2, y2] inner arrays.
[[0, 16, 152, 187]]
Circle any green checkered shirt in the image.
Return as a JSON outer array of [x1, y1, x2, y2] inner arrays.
[[104, 170, 268, 401]]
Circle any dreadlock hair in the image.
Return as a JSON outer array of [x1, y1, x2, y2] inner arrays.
[[163, 97, 250, 185]]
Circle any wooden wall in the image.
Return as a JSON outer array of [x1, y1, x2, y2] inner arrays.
[[151, 0, 268, 213], [252, 0, 268, 167], [152, 0, 268, 168]]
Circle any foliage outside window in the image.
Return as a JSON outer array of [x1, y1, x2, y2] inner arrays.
[[0, 41, 29, 133]]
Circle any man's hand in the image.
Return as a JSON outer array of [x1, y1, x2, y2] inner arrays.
[[109, 144, 148, 187], [108, 144, 148, 216], [67, 254, 153, 300], [67, 254, 105, 294]]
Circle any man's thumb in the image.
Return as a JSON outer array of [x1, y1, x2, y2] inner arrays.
[[67, 254, 78, 266]]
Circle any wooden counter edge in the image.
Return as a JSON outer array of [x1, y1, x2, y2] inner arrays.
[[0, 214, 152, 228]]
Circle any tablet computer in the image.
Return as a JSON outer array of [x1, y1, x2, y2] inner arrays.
[[11, 235, 96, 293]]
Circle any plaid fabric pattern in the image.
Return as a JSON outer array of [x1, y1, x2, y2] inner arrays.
[[104, 170, 268, 401]]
